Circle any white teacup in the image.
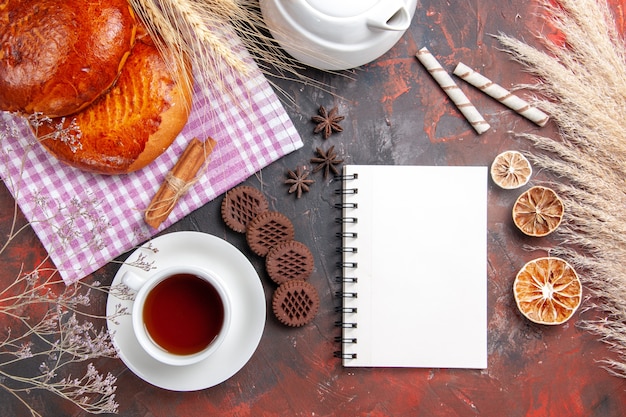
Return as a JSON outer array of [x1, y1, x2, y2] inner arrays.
[[122, 266, 231, 366]]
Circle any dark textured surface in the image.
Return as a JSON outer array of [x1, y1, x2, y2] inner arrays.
[[2, 1, 626, 415]]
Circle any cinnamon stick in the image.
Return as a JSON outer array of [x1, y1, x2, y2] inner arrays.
[[145, 137, 217, 228]]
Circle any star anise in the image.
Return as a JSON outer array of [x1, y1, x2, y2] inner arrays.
[[285, 166, 315, 198], [311, 146, 344, 179], [311, 105, 344, 139]]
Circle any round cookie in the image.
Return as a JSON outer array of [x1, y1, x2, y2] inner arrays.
[[266, 240, 314, 284], [272, 280, 320, 327], [221, 185, 269, 233], [246, 211, 294, 257]]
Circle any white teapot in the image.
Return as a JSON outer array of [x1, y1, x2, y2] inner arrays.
[[260, 0, 417, 70]]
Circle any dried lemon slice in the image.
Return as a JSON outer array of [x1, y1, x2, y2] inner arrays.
[[490, 150, 532, 189], [512, 186, 564, 237], [514, 257, 582, 325]]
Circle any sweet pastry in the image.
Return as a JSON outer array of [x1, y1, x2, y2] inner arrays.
[[0, 0, 137, 117], [221, 186, 269, 233], [266, 240, 314, 284], [272, 280, 320, 327], [34, 32, 193, 175]]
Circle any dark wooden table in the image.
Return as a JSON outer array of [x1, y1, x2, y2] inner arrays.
[[2, 0, 626, 416]]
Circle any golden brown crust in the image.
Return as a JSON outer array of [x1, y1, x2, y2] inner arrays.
[[0, 0, 137, 117], [35, 35, 193, 175]]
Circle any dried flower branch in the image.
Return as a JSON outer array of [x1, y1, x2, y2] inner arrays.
[[0, 120, 130, 415], [0, 262, 122, 415], [497, 0, 626, 377], [28, 112, 83, 153]]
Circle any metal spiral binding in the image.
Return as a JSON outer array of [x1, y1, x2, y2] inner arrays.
[[334, 202, 358, 209], [336, 246, 357, 253], [335, 170, 359, 360], [335, 276, 357, 283], [335, 187, 358, 195], [333, 351, 357, 359], [335, 217, 358, 224], [334, 173, 358, 181], [334, 336, 357, 344], [335, 291, 357, 298]]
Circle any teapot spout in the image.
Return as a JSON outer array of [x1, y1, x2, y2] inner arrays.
[[367, 1, 412, 32]]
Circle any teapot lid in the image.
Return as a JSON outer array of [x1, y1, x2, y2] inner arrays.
[[304, 0, 379, 17]]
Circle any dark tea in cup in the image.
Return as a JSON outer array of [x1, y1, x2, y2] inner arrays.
[[143, 273, 225, 355], [122, 266, 231, 366]]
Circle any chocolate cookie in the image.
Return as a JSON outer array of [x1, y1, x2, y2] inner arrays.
[[221, 185, 269, 233], [246, 211, 295, 257], [272, 280, 320, 327], [266, 240, 314, 284]]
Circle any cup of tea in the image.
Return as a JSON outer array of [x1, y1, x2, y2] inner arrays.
[[121, 266, 231, 366]]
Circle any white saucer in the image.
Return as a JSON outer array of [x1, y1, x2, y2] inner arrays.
[[106, 231, 266, 391]]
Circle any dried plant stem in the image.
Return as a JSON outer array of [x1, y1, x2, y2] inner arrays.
[[497, 0, 626, 377], [0, 119, 124, 414], [129, 0, 328, 111], [0, 265, 122, 415], [132, 0, 249, 76]]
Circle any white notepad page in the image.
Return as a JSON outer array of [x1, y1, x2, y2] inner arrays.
[[339, 165, 488, 368]]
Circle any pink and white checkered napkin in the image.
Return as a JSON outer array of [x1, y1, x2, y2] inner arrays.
[[0, 48, 302, 284]]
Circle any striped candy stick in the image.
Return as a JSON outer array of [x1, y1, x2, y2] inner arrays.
[[416, 47, 490, 135], [453, 62, 549, 127]]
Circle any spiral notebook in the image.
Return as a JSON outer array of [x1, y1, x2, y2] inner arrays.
[[335, 165, 488, 368]]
